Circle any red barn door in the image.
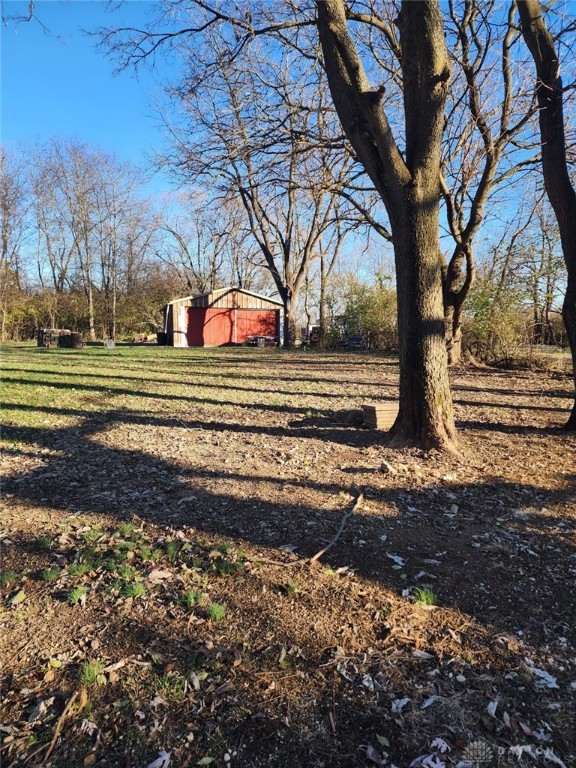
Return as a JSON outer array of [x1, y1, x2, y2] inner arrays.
[[187, 307, 278, 346], [236, 310, 277, 341]]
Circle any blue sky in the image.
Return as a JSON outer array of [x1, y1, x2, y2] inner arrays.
[[1, 0, 173, 193]]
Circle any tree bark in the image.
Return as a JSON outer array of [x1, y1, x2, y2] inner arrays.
[[390, 193, 456, 448], [518, 0, 576, 429], [444, 243, 474, 365], [316, 0, 457, 450], [318, 253, 327, 349]]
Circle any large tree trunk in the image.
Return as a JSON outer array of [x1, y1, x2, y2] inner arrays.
[[318, 253, 328, 350], [85, 270, 97, 342], [283, 310, 296, 350], [390, 197, 456, 449], [316, 0, 457, 451], [518, 0, 576, 429], [280, 290, 297, 349]]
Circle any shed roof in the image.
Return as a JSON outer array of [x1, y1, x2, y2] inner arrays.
[[165, 287, 283, 308]]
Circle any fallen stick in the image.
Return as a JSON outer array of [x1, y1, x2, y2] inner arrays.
[[309, 492, 364, 563], [257, 490, 363, 567], [40, 690, 80, 765]]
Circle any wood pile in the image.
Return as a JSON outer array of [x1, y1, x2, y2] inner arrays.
[[362, 403, 398, 430], [37, 329, 70, 348], [37, 329, 83, 349]]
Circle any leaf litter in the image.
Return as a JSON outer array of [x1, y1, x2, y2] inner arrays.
[[1, 346, 575, 767]]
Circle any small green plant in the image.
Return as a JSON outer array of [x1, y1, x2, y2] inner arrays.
[[79, 660, 106, 686], [117, 522, 136, 537], [157, 672, 188, 701], [123, 582, 146, 599], [150, 549, 163, 562], [117, 564, 136, 581], [139, 545, 153, 561], [68, 561, 93, 578], [67, 585, 88, 605], [181, 589, 203, 609], [284, 581, 298, 596], [414, 587, 437, 606], [36, 536, 53, 550], [41, 568, 61, 583], [108, 578, 123, 595], [164, 540, 182, 562], [216, 541, 233, 555], [208, 602, 226, 621], [0, 571, 19, 587], [82, 527, 103, 545], [117, 540, 137, 552], [213, 557, 236, 576]]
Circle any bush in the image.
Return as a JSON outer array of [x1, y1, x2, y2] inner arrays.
[[462, 279, 529, 362], [325, 274, 397, 351]]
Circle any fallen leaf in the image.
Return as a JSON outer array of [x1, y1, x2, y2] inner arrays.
[[147, 751, 171, 768], [103, 660, 126, 673], [430, 737, 451, 753], [146, 570, 173, 584], [9, 590, 26, 606], [386, 553, 406, 567], [213, 681, 234, 695], [365, 744, 383, 765], [530, 667, 559, 689], [362, 674, 374, 691], [28, 697, 55, 723], [420, 696, 441, 709], [391, 697, 410, 714]]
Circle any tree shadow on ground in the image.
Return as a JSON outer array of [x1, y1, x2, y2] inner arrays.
[[3, 405, 575, 647], [4, 528, 546, 768], [3, 390, 576, 767]]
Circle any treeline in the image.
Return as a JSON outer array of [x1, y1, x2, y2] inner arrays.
[[0, 132, 568, 362], [0, 141, 275, 342]]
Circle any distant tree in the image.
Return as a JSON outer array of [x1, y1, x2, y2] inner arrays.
[[162, 38, 355, 347], [326, 272, 397, 351], [0, 148, 29, 340], [441, 0, 538, 364], [29, 139, 157, 340]]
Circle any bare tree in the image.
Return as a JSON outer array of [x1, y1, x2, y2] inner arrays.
[[0, 149, 29, 340], [441, 0, 538, 364], [518, 0, 576, 429], [163, 37, 352, 347], [95, 165, 156, 340], [157, 208, 227, 295], [29, 139, 157, 340]]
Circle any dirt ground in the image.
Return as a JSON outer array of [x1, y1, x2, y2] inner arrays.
[[1, 345, 575, 768]]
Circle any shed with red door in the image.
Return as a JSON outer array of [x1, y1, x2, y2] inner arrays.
[[162, 287, 282, 347]]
